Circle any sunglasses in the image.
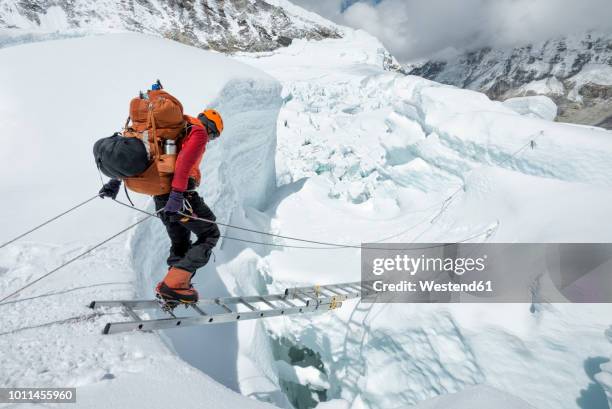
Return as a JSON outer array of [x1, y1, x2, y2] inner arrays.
[[197, 113, 220, 139]]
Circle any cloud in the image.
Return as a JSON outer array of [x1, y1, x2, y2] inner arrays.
[[290, 0, 612, 62]]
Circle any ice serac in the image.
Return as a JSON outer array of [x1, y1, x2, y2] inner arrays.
[[502, 96, 558, 121], [0, 0, 341, 51], [234, 25, 612, 409], [408, 31, 612, 128], [205, 78, 280, 211]]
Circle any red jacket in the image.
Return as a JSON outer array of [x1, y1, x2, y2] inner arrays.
[[171, 123, 209, 192]]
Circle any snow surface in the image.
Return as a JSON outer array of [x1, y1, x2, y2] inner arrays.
[[0, 33, 280, 409], [408, 385, 536, 409]]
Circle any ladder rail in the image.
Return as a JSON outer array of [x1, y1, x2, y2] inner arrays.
[[91, 281, 368, 335], [101, 300, 342, 335], [91, 292, 304, 310]]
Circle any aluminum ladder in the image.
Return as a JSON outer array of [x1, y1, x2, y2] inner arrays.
[[90, 281, 376, 335]]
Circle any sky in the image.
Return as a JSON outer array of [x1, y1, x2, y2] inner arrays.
[[291, 0, 612, 63]]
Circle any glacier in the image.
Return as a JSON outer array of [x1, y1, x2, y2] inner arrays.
[[0, 14, 611, 409], [231, 28, 612, 409]]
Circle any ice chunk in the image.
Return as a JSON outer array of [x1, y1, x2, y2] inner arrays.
[[275, 360, 330, 390], [503, 96, 558, 121]]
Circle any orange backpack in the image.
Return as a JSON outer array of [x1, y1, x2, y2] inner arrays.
[[122, 89, 186, 195]]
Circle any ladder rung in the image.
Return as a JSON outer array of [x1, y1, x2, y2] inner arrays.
[[259, 297, 277, 310], [291, 293, 310, 306], [299, 290, 320, 301], [360, 282, 375, 290], [346, 283, 363, 292], [122, 303, 142, 321], [215, 300, 233, 313], [331, 285, 357, 295], [316, 287, 334, 297], [322, 286, 344, 296], [285, 288, 304, 301], [239, 298, 258, 311], [190, 304, 207, 316], [281, 298, 297, 307]]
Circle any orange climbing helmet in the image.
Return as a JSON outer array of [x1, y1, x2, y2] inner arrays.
[[198, 109, 224, 139]]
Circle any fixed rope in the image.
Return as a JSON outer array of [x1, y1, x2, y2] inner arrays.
[[0, 133, 538, 252], [0, 216, 154, 305], [0, 133, 538, 304], [0, 195, 99, 249], [429, 135, 540, 224], [112, 199, 497, 251]]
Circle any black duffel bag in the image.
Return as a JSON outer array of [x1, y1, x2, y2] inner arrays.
[[93, 133, 150, 179]]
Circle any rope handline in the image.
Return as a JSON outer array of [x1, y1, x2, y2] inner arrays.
[[0, 136, 536, 252], [112, 198, 438, 249], [0, 195, 100, 249], [0, 216, 154, 305], [225, 227, 495, 250], [0, 133, 537, 304], [0, 311, 117, 337], [112, 199, 497, 251], [428, 136, 540, 224]]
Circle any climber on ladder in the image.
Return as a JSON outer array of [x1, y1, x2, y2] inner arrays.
[[94, 80, 224, 305]]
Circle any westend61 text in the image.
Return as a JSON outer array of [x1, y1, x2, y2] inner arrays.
[[373, 280, 493, 293]]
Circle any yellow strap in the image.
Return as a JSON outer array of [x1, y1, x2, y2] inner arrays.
[[329, 297, 338, 310]]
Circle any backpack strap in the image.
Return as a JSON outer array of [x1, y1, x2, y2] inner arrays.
[[123, 183, 135, 206], [147, 108, 161, 160]]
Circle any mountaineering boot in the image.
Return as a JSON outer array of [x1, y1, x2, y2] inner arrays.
[[155, 267, 199, 303]]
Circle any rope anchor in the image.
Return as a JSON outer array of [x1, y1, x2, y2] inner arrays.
[[329, 296, 339, 310]]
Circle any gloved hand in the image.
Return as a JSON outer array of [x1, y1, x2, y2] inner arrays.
[[164, 190, 184, 214], [99, 179, 121, 199]]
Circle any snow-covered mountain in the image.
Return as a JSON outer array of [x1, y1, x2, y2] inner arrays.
[[408, 31, 612, 128], [0, 0, 341, 51]]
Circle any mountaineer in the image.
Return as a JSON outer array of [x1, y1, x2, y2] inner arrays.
[[94, 81, 223, 304]]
